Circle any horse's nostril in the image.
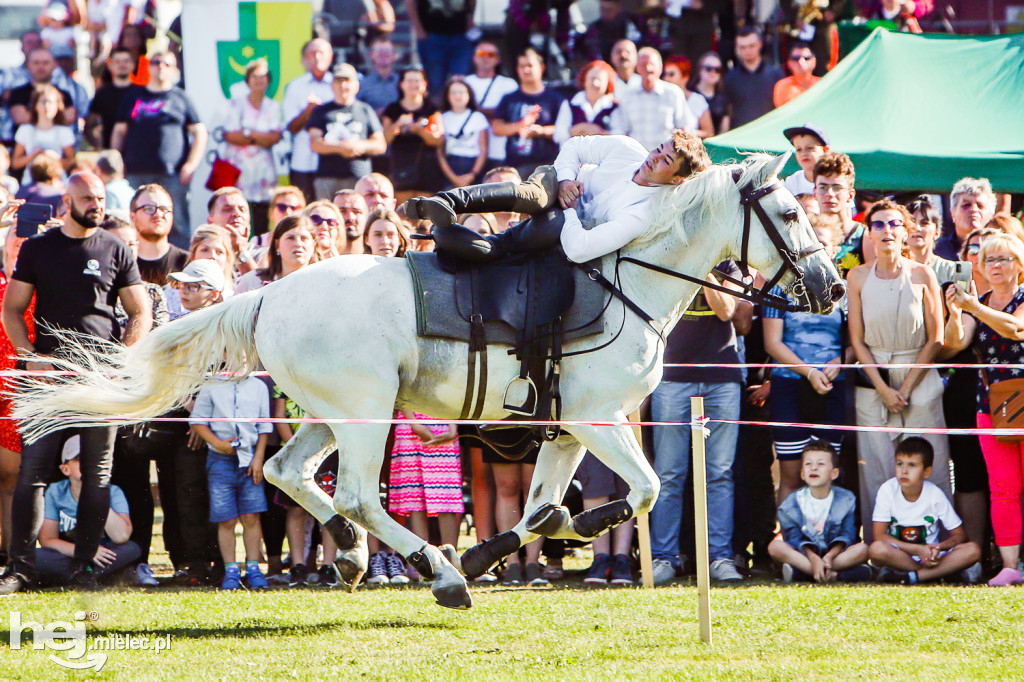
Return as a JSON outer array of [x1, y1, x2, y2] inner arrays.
[[830, 282, 847, 302]]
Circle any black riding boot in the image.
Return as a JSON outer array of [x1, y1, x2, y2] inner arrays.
[[432, 210, 565, 263], [405, 166, 557, 229]]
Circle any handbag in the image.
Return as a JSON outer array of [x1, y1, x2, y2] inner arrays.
[[205, 150, 241, 191], [979, 356, 1024, 442]]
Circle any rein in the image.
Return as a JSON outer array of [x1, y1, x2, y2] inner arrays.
[[587, 172, 823, 329]]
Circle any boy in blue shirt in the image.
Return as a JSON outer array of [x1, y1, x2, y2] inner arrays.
[[769, 439, 870, 582], [190, 376, 273, 590], [37, 435, 141, 587]]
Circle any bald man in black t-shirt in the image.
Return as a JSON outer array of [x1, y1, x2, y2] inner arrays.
[[0, 172, 151, 594]]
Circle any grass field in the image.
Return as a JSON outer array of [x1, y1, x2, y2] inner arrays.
[[2, 579, 1020, 680]]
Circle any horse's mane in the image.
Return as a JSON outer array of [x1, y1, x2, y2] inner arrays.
[[638, 153, 778, 247]]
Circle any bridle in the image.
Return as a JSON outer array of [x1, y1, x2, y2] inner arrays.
[[733, 170, 826, 313], [586, 172, 827, 336]]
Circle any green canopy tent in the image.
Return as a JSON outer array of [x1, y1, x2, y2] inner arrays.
[[704, 29, 1024, 193]]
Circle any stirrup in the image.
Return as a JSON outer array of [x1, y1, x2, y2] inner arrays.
[[503, 376, 538, 416]]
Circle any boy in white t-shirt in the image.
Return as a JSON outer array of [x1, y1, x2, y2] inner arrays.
[[769, 439, 869, 583], [869, 437, 981, 584]]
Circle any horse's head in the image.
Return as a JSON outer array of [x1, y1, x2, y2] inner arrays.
[[733, 152, 845, 315]]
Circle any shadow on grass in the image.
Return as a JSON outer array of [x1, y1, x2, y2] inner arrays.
[[1, 617, 454, 647]]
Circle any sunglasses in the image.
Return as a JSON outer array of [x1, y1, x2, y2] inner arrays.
[[180, 282, 215, 292], [789, 54, 815, 62], [309, 214, 339, 228], [475, 49, 499, 58], [274, 203, 302, 213], [869, 219, 905, 231], [701, 64, 721, 72], [966, 243, 981, 256], [150, 60, 175, 68], [135, 204, 173, 216]]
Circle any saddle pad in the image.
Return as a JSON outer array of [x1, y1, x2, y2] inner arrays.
[[406, 250, 607, 346]]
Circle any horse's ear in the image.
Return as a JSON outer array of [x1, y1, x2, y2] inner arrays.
[[766, 150, 793, 181]]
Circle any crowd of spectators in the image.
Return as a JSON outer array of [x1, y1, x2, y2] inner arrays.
[[0, 1, 1021, 593]]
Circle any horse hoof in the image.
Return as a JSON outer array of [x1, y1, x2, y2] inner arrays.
[[336, 547, 369, 589], [323, 515, 359, 550], [439, 544, 462, 574], [526, 503, 571, 537], [431, 567, 472, 610]]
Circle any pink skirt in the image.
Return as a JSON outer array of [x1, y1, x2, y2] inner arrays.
[[388, 413, 464, 515]]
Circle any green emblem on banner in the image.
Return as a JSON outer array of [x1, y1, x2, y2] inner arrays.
[[215, 2, 281, 98]]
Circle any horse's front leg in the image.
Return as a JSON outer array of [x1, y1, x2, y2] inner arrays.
[[558, 421, 661, 539], [459, 435, 585, 579]]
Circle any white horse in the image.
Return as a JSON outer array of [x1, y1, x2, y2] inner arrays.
[[12, 152, 843, 609]]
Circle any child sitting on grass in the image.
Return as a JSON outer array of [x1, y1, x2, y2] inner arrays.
[[768, 439, 870, 582], [191, 376, 273, 590], [868, 437, 982, 585]]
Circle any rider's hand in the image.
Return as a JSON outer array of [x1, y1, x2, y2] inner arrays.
[[558, 180, 583, 210]]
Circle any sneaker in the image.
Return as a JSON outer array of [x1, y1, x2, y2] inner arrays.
[[960, 561, 983, 585], [987, 567, 1023, 587], [220, 565, 242, 590], [69, 565, 100, 591], [584, 553, 612, 585], [288, 563, 308, 588], [837, 565, 873, 583], [709, 558, 744, 582], [502, 563, 523, 586], [246, 564, 269, 590], [781, 564, 794, 583], [317, 563, 339, 587], [525, 562, 548, 586], [651, 558, 676, 586], [473, 571, 498, 583], [136, 563, 159, 587], [0, 568, 30, 595], [267, 573, 289, 586], [542, 563, 564, 581], [365, 553, 389, 585], [610, 554, 634, 585], [877, 566, 912, 585], [386, 553, 410, 584]]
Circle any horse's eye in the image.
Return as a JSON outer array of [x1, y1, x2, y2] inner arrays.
[[784, 209, 799, 222]]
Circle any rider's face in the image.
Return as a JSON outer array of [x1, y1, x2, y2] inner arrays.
[[638, 141, 686, 186]]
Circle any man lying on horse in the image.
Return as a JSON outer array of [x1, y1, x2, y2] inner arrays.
[[404, 130, 711, 263]]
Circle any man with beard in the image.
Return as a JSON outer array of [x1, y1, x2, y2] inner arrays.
[[0, 172, 152, 594], [207, 187, 255, 275], [332, 189, 368, 255], [132, 184, 188, 285]]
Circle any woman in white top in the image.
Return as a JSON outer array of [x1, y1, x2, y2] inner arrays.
[[847, 199, 949, 541], [11, 84, 75, 184], [662, 55, 715, 139], [437, 77, 490, 189], [223, 59, 283, 236], [553, 61, 621, 146]]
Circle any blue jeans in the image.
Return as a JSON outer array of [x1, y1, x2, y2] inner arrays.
[[418, 33, 474, 100], [649, 381, 741, 563]]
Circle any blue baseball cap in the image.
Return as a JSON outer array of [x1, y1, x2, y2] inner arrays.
[[783, 123, 830, 147]]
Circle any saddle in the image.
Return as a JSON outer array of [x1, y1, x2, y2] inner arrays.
[[405, 249, 607, 460]]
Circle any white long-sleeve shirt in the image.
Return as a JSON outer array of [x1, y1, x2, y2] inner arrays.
[[554, 135, 660, 263]]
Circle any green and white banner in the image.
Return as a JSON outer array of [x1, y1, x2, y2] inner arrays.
[[181, 0, 312, 226]]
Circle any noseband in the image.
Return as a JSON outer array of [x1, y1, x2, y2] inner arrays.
[[735, 171, 826, 312]]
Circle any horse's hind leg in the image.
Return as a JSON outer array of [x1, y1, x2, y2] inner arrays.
[[263, 422, 368, 587], [459, 435, 586, 579], [327, 421, 472, 610]]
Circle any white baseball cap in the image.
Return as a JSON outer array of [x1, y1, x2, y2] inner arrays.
[[61, 435, 81, 463], [168, 259, 226, 293]]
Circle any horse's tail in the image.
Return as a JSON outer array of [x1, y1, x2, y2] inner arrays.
[[12, 289, 266, 443]]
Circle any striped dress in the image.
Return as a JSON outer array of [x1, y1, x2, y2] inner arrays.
[[388, 413, 464, 515]]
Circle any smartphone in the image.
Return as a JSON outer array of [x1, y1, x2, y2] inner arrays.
[[953, 261, 972, 292], [15, 203, 52, 238]]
